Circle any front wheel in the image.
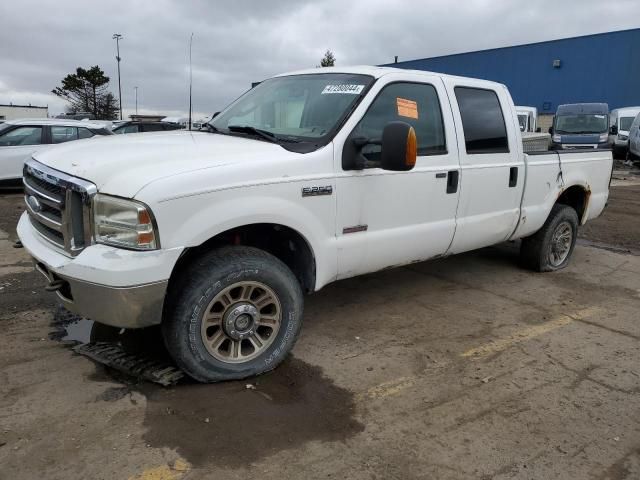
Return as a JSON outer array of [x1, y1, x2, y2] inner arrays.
[[162, 246, 304, 382], [520, 204, 579, 272]]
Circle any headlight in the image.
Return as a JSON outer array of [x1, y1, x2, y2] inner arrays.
[[93, 194, 159, 250], [552, 134, 562, 143], [599, 133, 608, 143]]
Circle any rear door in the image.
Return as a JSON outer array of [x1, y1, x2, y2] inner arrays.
[[334, 73, 461, 279], [443, 80, 524, 254], [0, 125, 44, 180]]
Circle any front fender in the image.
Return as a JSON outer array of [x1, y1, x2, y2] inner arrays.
[[150, 184, 337, 290]]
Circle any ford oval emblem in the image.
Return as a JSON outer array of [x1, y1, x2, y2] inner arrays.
[[27, 195, 42, 213]]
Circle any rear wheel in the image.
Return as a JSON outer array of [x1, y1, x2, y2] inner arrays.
[[162, 246, 304, 382], [520, 204, 579, 272]]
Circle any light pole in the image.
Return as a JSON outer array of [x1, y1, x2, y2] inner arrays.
[[134, 86, 138, 115], [112, 33, 123, 120], [188, 32, 193, 131]]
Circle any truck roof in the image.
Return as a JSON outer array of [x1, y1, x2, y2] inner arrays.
[[274, 65, 507, 89], [556, 103, 609, 115]]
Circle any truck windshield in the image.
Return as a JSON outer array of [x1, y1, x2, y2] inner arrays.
[[210, 73, 373, 144], [554, 114, 608, 134], [620, 117, 635, 131]]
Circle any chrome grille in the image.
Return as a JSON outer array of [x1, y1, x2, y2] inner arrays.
[[23, 159, 97, 256]]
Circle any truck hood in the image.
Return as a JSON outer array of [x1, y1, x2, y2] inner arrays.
[[33, 131, 298, 198]]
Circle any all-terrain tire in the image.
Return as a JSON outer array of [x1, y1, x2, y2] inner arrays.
[[520, 204, 579, 272], [162, 246, 304, 383]]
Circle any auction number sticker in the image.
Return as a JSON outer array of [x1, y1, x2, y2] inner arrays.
[[322, 84, 365, 95], [397, 97, 418, 119]]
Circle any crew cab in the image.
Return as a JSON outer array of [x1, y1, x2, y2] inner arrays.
[[17, 67, 613, 382]]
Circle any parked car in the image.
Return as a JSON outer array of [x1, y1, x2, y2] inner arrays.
[[0, 118, 112, 185], [515, 106, 538, 132], [609, 107, 640, 157], [112, 121, 183, 134], [628, 112, 640, 162], [18, 66, 612, 382], [549, 103, 610, 150]]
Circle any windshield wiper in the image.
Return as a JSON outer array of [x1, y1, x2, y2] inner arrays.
[[227, 125, 279, 143], [227, 125, 301, 144]]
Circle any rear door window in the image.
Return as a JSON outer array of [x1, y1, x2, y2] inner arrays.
[[51, 126, 79, 144], [0, 126, 43, 146], [142, 124, 164, 132], [78, 127, 95, 139], [115, 125, 139, 134], [455, 87, 509, 154]]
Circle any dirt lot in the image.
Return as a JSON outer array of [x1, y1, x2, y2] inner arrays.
[[1, 182, 640, 480]]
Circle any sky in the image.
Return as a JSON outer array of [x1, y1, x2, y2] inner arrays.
[[1, 0, 639, 120]]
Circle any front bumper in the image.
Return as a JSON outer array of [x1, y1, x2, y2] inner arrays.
[[17, 212, 184, 328]]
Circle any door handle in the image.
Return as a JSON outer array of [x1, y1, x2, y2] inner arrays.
[[446, 170, 459, 194], [509, 167, 518, 188]]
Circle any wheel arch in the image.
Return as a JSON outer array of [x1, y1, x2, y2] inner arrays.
[[556, 184, 591, 225], [169, 222, 317, 295]]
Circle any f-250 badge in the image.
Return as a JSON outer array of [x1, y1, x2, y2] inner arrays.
[[301, 186, 333, 197]]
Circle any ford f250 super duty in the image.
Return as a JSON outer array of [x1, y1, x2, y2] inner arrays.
[[17, 66, 613, 382]]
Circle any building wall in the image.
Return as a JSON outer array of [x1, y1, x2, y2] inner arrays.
[[388, 29, 640, 115], [0, 105, 48, 121]]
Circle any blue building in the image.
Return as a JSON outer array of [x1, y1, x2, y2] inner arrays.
[[386, 28, 640, 118]]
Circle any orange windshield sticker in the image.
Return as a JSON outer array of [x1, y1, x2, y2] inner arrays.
[[397, 98, 418, 119]]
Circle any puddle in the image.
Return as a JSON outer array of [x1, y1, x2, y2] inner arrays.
[[51, 307, 172, 363], [51, 307, 365, 467], [139, 356, 364, 468]]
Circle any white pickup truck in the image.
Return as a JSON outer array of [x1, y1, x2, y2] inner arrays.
[[18, 66, 612, 382]]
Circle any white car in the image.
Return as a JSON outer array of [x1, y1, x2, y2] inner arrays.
[[628, 112, 640, 162], [0, 118, 112, 185], [18, 66, 613, 382], [609, 106, 640, 156]]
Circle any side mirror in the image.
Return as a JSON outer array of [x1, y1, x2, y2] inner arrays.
[[342, 121, 417, 171], [548, 126, 554, 135], [212, 111, 220, 119], [380, 122, 417, 171], [610, 125, 618, 135], [535, 127, 541, 133]]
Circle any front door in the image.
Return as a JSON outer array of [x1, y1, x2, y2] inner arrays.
[[334, 75, 461, 279]]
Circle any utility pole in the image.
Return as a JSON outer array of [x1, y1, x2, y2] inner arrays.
[[112, 33, 123, 120], [188, 32, 193, 131], [134, 86, 138, 115]]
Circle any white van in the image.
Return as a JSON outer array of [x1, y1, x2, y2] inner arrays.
[[609, 107, 640, 156], [515, 106, 538, 132], [628, 112, 640, 162]]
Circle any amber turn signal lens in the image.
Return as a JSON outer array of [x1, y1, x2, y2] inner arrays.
[[137, 232, 155, 245], [138, 209, 152, 225], [405, 127, 417, 167]]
